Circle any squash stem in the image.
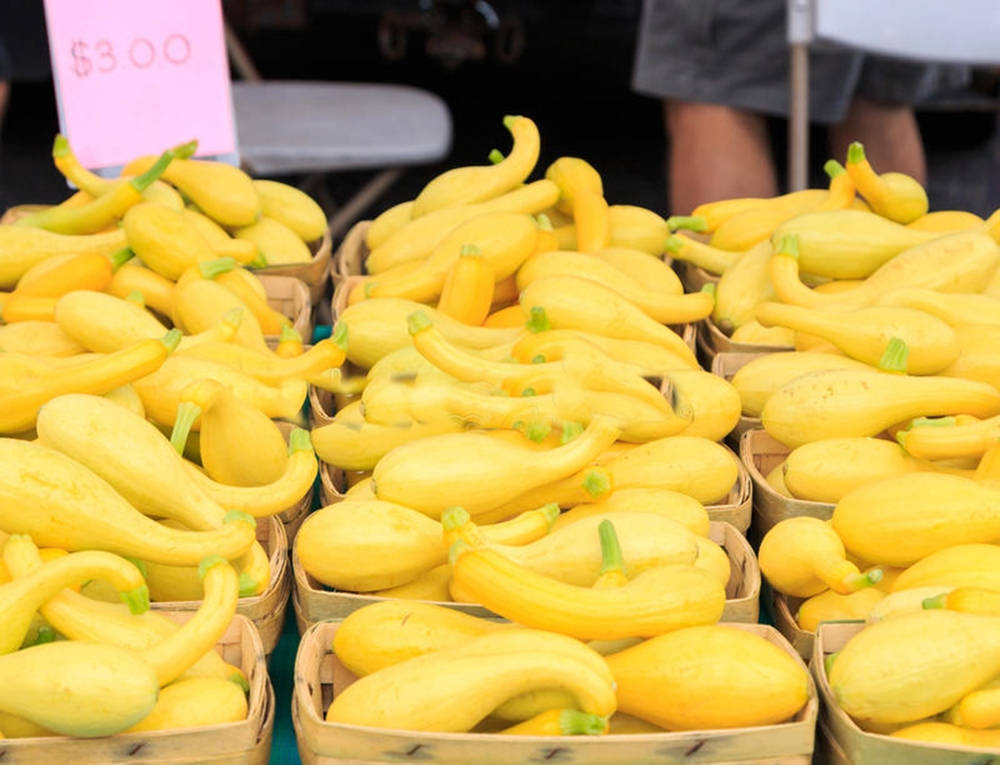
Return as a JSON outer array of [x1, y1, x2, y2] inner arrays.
[[536, 502, 561, 528], [583, 468, 611, 497], [52, 134, 70, 158], [667, 215, 707, 233], [824, 159, 846, 179], [664, 235, 684, 254], [125, 290, 145, 307], [288, 428, 312, 454], [407, 310, 432, 336], [119, 584, 151, 615], [535, 213, 553, 231], [559, 709, 608, 736], [441, 506, 470, 532], [843, 568, 883, 592], [198, 555, 228, 579], [878, 337, 909, 374], [108, 247, 134, 271], [488, 149, 504, 165], [160, 328, 182, 352], [923, 593, 948, 610], [171, 139, 199, 159], [169, 401, 201, 456], [198, 257, 238, 280], [525, 306, 550, 333], [598, 520, 624, 576], [846, 141, 866, 165], [131, 147, 176, 192], [777, 234, 800, 259]]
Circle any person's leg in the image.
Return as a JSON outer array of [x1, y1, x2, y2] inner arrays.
[[828, 97, 926, 184], [664, 100, 778, 214]]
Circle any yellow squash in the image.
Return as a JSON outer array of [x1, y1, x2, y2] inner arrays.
[[891, 544, 1000, 592], [2, 537, 245, 686], [180, 428, 316, 517], [518, 250, 712, 325], [436, 244, 495, 325], [0, 321, 83, 357], [833, 473, 1000, 566], [0, 332, 177, 434], [332, 601, 505, 676], [450, 526, 724, 640], [0, 226, 127, 288], [551, 488, 710, 537], [897, 413, 1000, 461], [366, 200, 413, 250], [175, 379, 289, 486], [769, 230, 1000, 310], [519, 276, 699, 365], [595, 246, 684, 295], [0, 539, 148, 653], [755, 302, 960, 375], [132, 355, 307, 426], [0, 641, 158, 737], [366, 180, 559, 273], [445, 506, 699, 587], [413, 116, 539, 217], [876, 287, 1000, 327], [828, 610, 1000, 724], [372, 416, 621, 518], [234, 215, 312, 265], [710, 188, 829, 251], [907, 210, 983, 233], [123, 202, 219, 280], [606, 625, 810, 729], [122, 154, 260, 226], [311, 400, 465, 472], [730, 351, 870, 418], [781, 437, 971, 503], [845, 141, 928, 224], [759, 517, 880, 597], [127, 676, 247, 732], [338, 296, 521, 369], [795, 588, 885, 631], [35, 393, 228, 531], [325, 628, 617, 731], [0, 438, 256, 565], [599, 435, 740, 504], [253, 179, 326, 242], [367, 212, 537, 303], [761, 369, 1000, 449]]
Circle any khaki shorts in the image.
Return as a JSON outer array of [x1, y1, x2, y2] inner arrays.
[[633, 0, 970, 123]]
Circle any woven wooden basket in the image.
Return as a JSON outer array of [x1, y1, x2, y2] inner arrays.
[[151, 517, 290, 655], [254, 226, 332, 305], [291, 521, 759, 634], [292, 620, 817, 764], [0, 614, 274, 764], [331, 220, 370, 283], [260, 274, 313, 343], [739, 429, 834, 542], [813, 621, 999, 765]]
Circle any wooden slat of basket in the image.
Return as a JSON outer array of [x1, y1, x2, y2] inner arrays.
[[331, 220, 370, 283], [813, 622, 996, 765], [291, 521, 757, 632], [717, 521, 761, 623], [307, 361, 364, 430], [294, 621, 816, 764], [260, 274, 313, 343], [772, 592, 813, 661], [151, 517, 290, 655], [0, 614, 272, 764], [671, 257, 720, 295], [698, 318, 795, 368], [711, 352, 768, 449], [739, 429, 834, 541], [704, 443, 753, 534], [253, 227, 332, 305]]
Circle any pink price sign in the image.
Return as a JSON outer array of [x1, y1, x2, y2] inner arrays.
[[42, 0, 236, 170]]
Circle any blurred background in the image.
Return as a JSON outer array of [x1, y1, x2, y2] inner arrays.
[[2, 0, 999, 217]]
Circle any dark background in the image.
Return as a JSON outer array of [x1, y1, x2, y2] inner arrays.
[[2, 0, 1000, 218]]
